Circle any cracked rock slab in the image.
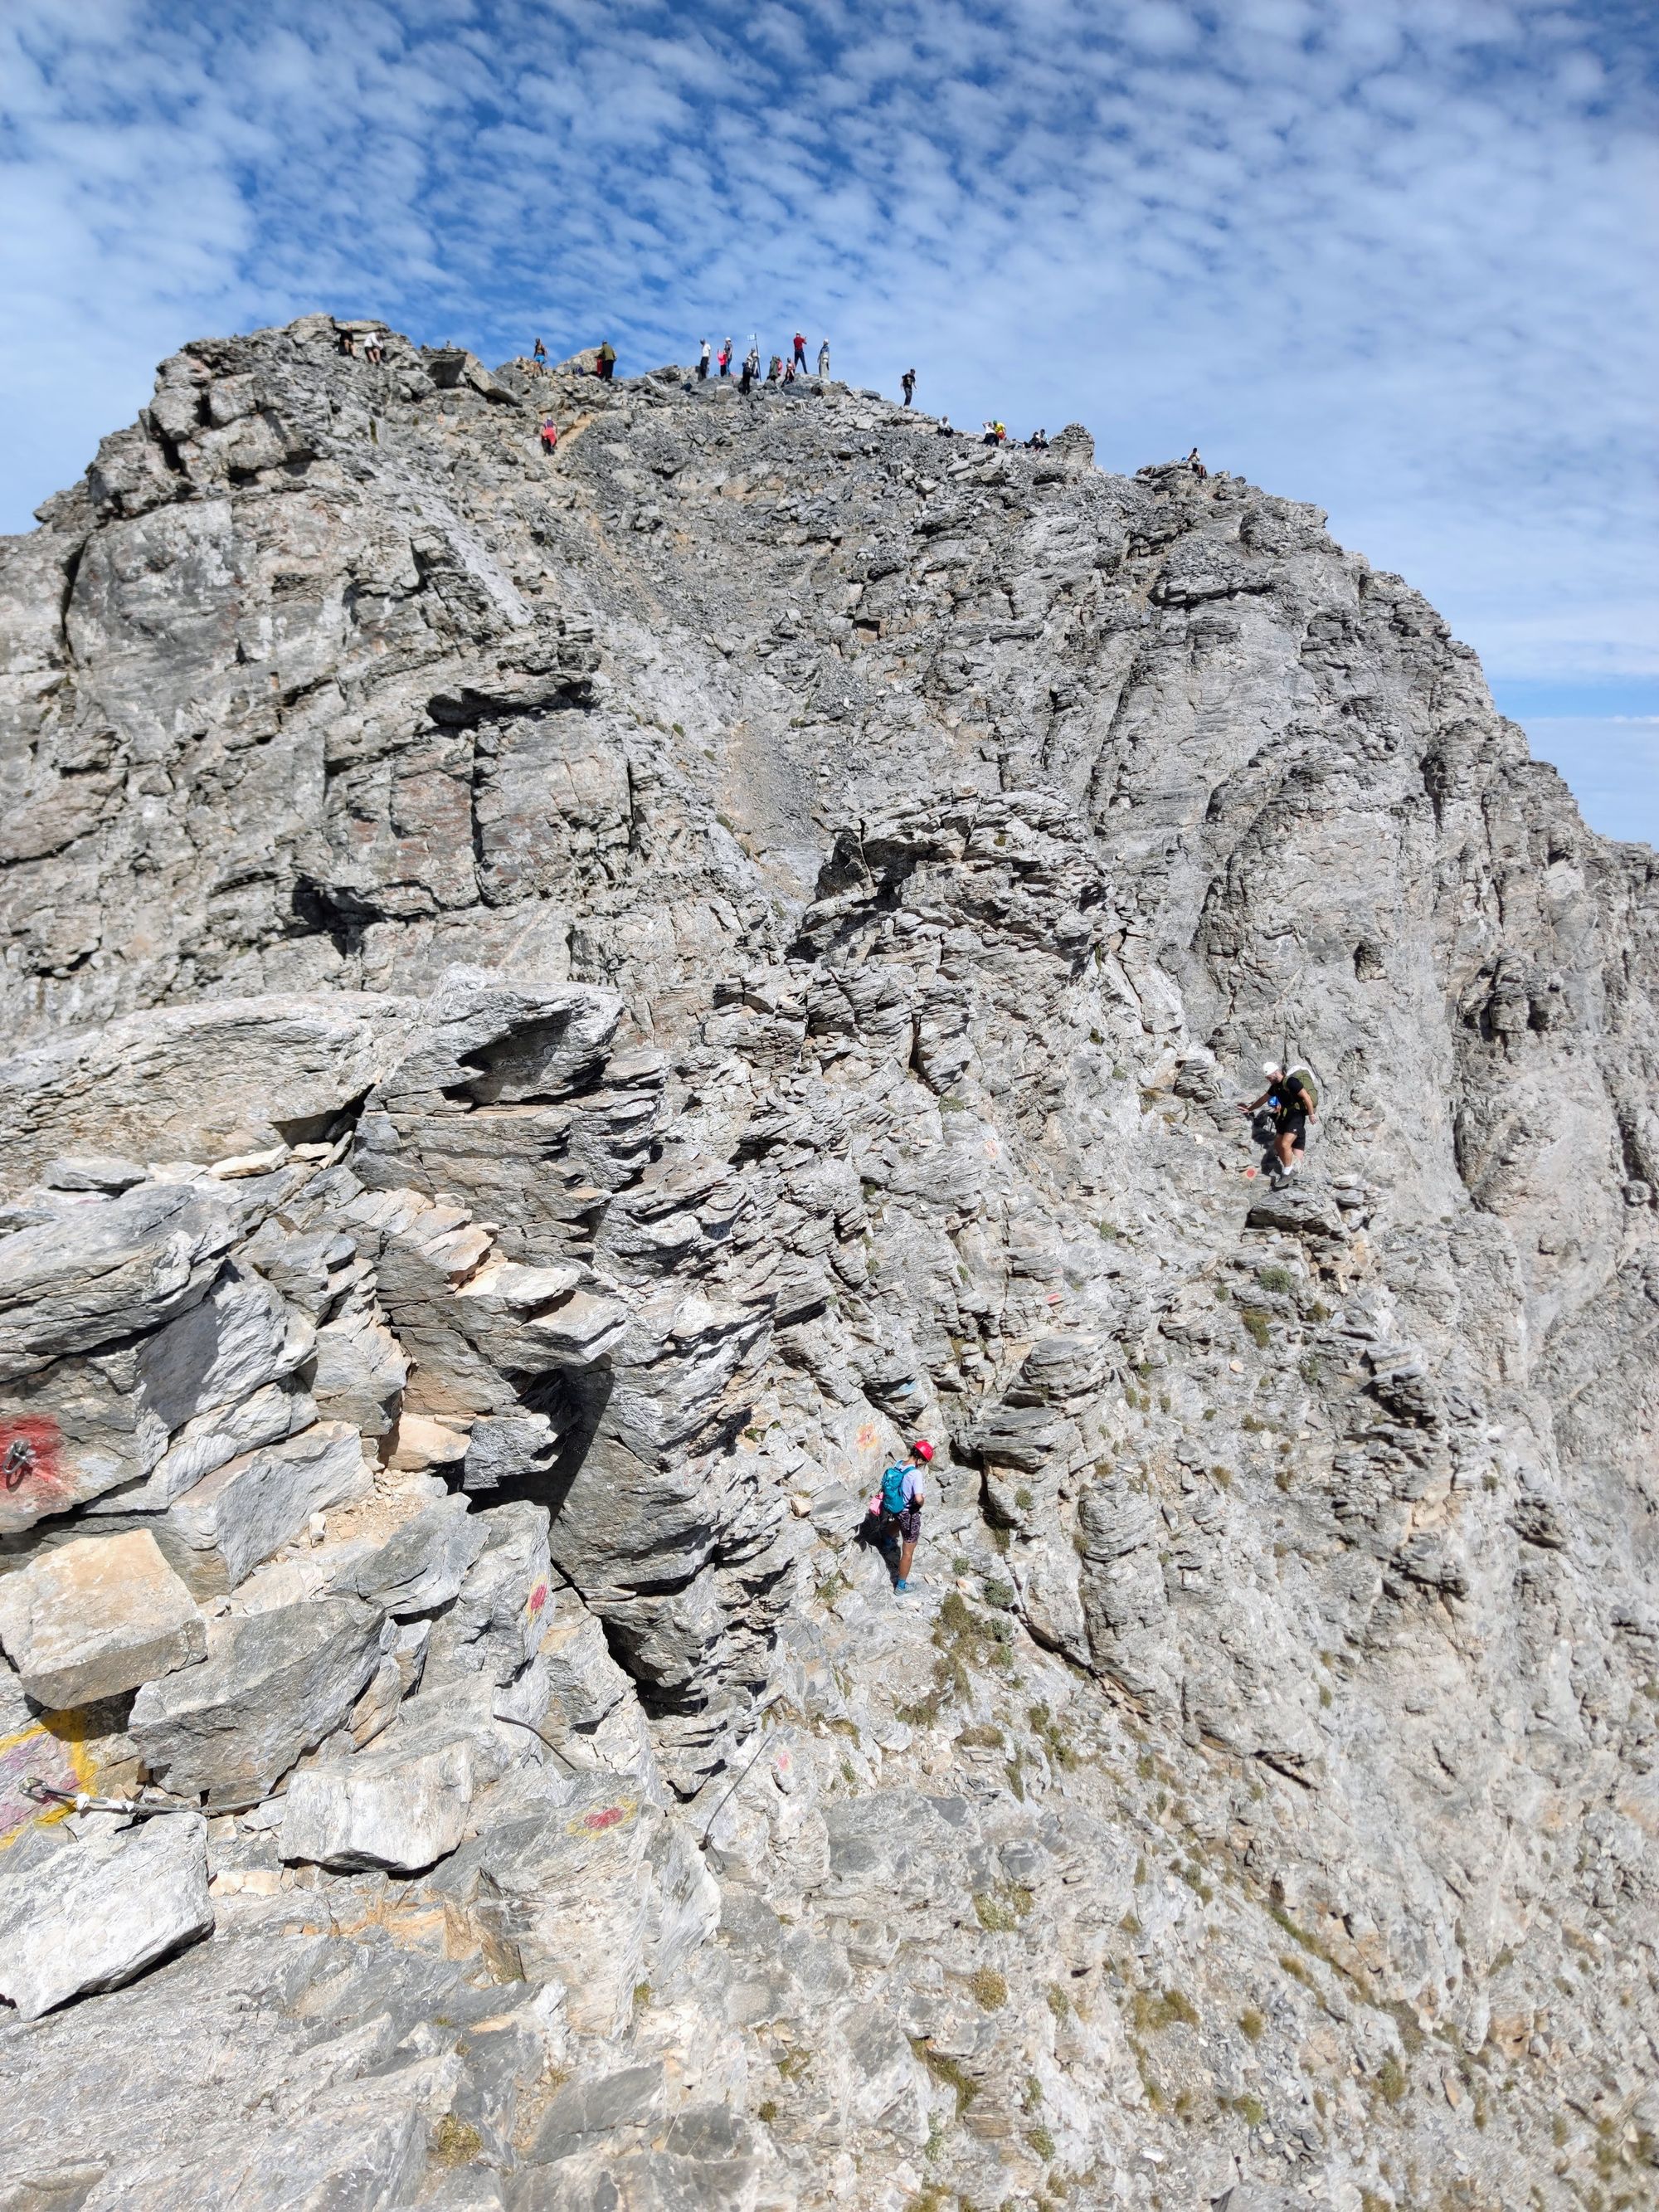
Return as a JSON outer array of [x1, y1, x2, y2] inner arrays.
[[0, 1812, 212, 2020]]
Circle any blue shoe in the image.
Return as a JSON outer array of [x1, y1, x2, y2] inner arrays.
[[894, 1580, 909, 1593]]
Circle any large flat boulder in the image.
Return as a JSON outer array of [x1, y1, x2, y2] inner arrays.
[[129, 1593, 382, 1804], [156, 1420, 372, 1596], [0, 993, 415, 1184], [1243, 1179, 1348, 1240], [0, 1529, 205, 1708], [280, 1723, 475, 1872], [0, 1812, 212, 2020], [0, 1187, 237, 1385]]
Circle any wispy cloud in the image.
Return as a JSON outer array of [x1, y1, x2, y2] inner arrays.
[[2, 0, 1654, 711]]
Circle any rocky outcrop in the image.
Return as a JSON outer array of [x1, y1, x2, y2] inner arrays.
[[0, 318, 1653, 2209]]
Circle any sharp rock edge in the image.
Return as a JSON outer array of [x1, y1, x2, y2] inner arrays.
[[0, 316, 1655, 2210]]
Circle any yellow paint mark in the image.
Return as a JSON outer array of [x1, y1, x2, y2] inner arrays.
[[566, 1799, 637, 1839], [0, 1715, 96, 1851]]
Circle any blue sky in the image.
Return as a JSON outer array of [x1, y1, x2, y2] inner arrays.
[[3, 0, 1656, 839]]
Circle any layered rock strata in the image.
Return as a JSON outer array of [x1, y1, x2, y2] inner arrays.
[[0, 318, 1654, 2210]]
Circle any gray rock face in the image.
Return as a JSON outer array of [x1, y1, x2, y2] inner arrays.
[[129, 1593, 383, 1802], [0, 1186, 236, 1385], [280, 1721, 474, 1871], [0, 1814, 212, 2019], [153, 1418, 370, 1595], [0, 319, 1652, 2210]]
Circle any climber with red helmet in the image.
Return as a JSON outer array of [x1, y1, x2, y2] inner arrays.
[[875, 1438, 933, 1592]]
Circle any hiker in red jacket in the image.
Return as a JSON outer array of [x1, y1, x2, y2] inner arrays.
[[792, 331, 806, 370]]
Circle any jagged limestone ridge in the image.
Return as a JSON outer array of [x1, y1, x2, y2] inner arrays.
[[0, 316, 1654, 2209]]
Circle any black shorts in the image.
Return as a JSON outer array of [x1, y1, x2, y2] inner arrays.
[[1276, 1108, 1307, 1148]]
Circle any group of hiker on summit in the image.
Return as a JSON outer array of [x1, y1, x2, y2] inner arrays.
[[334, 323, 1211, 481], [693, 331, 831, 391], [516, 331, 1216, 477]]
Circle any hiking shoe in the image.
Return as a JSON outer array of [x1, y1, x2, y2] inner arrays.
[[894, 1579, 910, 1593]]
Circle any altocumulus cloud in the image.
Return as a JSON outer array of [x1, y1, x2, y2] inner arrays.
[[2, 0, 1655, 821]]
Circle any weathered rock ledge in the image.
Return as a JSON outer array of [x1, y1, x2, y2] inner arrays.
[[0, 317, 1654, 2209]]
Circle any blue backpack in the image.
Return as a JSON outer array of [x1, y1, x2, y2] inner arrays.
[[880, 1464, 911, 1516]]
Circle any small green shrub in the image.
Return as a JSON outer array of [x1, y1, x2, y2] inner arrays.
[[912, 2038, 980, 2116], [1376, 2054, 1408, 2104], [1239, 1306, 1272, 1348], [1027, 1701, 1075, 1768], [1385, 1999, 1426, 2053], [1239, 2007, 1265, 2042], [432, 2117, 483, 2166], [971, 1967, 1009, 2010]]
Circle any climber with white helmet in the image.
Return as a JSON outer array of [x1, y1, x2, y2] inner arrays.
[[1238, 1063, 1317, 1184]]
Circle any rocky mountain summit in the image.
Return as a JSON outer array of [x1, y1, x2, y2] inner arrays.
[[0, 315, 1655, 2212]]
